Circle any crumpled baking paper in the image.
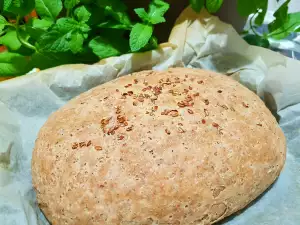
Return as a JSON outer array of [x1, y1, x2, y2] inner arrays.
[[0, 7, 299, 225]]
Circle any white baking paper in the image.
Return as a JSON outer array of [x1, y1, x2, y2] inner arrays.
[[0, 7, 299, 225]]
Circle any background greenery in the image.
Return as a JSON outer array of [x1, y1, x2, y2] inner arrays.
[[0, 0, 299, 77]]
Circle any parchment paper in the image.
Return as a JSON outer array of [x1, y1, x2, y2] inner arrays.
[[0, 7, 299, 225]]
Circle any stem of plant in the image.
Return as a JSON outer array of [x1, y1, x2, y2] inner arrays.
[[66, 9, 70, 17], [0, 30, 6, 37], [249, 13, 260, 36], [16, 16, 37, 51]]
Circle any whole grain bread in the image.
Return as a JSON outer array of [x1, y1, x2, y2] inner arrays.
[[31, 68, 286, 225]]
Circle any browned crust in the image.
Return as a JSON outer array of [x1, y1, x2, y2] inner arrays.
[[31, 68, 286, 225]]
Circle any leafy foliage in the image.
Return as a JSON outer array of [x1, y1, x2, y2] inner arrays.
[[0, 0, 170, 77], [243, 34, 270, 48], [35, 0, 62, 21], [130, 23, 153, 52], [130, 0, 169, 52], [190, 0, 300, 48], [190, 0, 205, 13], [205, 0, 223, 13], [1, 0, 299, 77]]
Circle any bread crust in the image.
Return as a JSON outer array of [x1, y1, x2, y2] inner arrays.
[[31, 68, 286, 225]]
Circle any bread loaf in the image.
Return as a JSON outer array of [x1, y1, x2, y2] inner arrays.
[[31, 68, 286, 225]]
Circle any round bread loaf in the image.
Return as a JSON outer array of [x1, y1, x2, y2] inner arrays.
[[31, 68, 286, 225]]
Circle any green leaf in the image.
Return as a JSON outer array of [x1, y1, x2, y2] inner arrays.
[[105, 9, 131, 26], [38, 30, 70, 52], [268, 0, 290, 32], [26, 18, 53, 40], [269, 12, 300, 39], [205, 0, 223, 13], [29, 52, 77, 69], [69, 32, 84, 53], [129, 23, 153, 52], [89, 36, 123, 59], [0, 15, 9, 31], [237, 0, 269, 18], [148, 0, 169, 24], [134, 8, 150, 23], [4, 0, 35, 16], [37, 18, 80, 52], [75, 5, 91, 23], [190, 0, 204, 13], [0, 52, 31, 76], [35, 0, 63, 21], [96, 0, 131, 26], [140, 36, 158, 52], [89, 29, 129, 58], [254, 0, 268, 25], [0, 30, 22, 51], [240, 30, 249, 35], [243, 34, 270, 48], [30, 18, 53, 29], [74, 46, 99, 64], [96, 0, 127, 12], [237, 0, 257, 16], [54, 17, 78, 32], [82, 5, 105, 26], [64, 0, 79, 9], [37, 18, 89, 53], [3, 0, 13, 11], [97, 21, 132, 30], [79, 23, 90, 33]]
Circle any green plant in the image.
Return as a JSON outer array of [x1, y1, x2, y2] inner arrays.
[[1, 0, 300, 78], [189, 0, 300, 48], [0, 0, 169, 77]]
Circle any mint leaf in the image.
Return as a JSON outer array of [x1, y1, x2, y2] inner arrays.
[[255, 0, 268, 25], [148, 0, 169, 24], [38, 30, 71, 52], [79, 23, 90, 33], [96, 0, 131, 26], [37, 18, 89, 53], [237, 0, 257, 16], [190, 0, 204, 13], [130, 23, 153, 52], [243, 34, 270, 48], [30, 52, 77, 69], [3, 0, 13, 11], [89, 29, 129, 58], [104, 9, 131, 26], [96, 0, 127, 12], [30, 18, 53, 29], [134, 8, 150, 23], [0, 15, 9, 31], [26, 18, 53, 40], [86, 6, 105, 26], [75, 5, 91, 23], [4, 0, 35, 16], [97, 21, 132, 30], [64, 0, 80, 9], [54, 17, 78, 32], [89, 36, 122, 58], [38, 18, 79, 52], [206, 0, 223, 13], [0, 30, 22, 51], [69, 32, 84, 53], [269, 12, 300, 39], [35, 0, 63, 21], [268, 0, 290, 32], [141, 36, 158, 52], [0, 52, 31, 76]]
